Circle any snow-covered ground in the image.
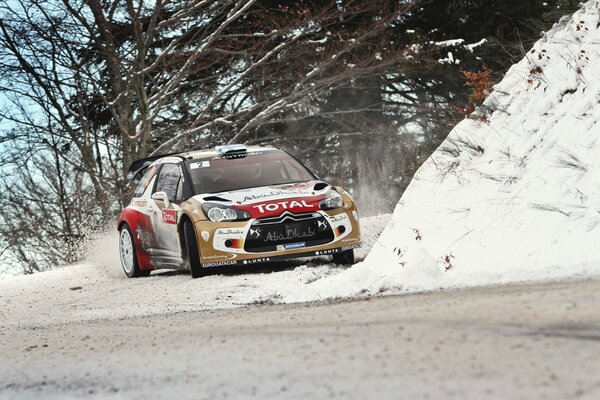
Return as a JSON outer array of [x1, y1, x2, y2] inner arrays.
[[288, 0, 600, 301], [3, 278, 600, 400], [0, 215, 388, 328]]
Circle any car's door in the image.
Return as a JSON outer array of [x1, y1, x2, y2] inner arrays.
[[149, 163, 183, 260]]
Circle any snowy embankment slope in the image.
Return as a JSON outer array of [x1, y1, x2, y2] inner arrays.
[[289, 1, 600, 301], [0, 215, 388, 327]]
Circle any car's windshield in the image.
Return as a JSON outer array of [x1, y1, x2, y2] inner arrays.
[[185, 150, 315, 194]]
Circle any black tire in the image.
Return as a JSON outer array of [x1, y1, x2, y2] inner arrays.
[[183, 219, 207, 278], [332, 249, 355, 265], [119, 224, 151, 278]]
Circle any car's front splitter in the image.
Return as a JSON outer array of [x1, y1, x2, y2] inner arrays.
[[200, 242, 361, 268]]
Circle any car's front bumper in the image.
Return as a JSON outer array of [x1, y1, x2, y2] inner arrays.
[[194, 208, 361, 268]]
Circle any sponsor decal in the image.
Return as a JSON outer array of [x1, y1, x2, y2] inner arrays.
[[243, 257, 271, 264], [190, 161, 210, 169], [242, 191, 289, 202], [314, 249, 341, 256], [253, 199, 314, 214], [203, 260, 237, 267], [233, 194, 325, 219], [341, 243, 362, 251], [265, 226, 316, 242], [330, 213, 348, 223], [202, 254, 238, 260], [215, 228, 245, 236], [130, 199, 148, 208], [274, 182, 313, 190], [201, 231, 210, 241], [277, 242, 306, 251], [162, 209, 177, 224], [223, 151, 263, 159]]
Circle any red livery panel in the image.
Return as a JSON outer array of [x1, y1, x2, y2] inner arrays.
[[118, 208, 154, 271]]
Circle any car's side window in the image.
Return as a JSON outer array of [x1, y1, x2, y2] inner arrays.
[[133, 165, 158, 198], [176, 178, 183, 201], [154, 163, 181, 203]]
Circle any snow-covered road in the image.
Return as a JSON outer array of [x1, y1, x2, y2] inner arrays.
[[0, 214, 389, 328], [2, 277, 600, 399]]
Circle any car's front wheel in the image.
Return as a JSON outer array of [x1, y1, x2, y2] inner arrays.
[[332, 249, 355, 265], [119, 224, 150, 278], [183, 219, 208, 278]]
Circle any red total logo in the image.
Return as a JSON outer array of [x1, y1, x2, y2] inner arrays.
[[252, 199, 313, 214], [234, 195, 323, 218], [162, 209, 177, 225]]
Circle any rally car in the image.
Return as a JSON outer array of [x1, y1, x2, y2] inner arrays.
[[118, 144, 361, 278]]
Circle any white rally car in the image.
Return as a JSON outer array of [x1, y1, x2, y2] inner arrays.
[[118, 145, 361, 278]]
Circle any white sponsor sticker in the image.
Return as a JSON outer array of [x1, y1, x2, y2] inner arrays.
[[190, 161, 210, 169], [276, 242, 306, 251], [203, 260, 236, 267]]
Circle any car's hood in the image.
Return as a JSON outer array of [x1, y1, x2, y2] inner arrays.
[[192, 180, 330, 218]]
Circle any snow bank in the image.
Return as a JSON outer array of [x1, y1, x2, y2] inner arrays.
[[290, 1, 600, 300]]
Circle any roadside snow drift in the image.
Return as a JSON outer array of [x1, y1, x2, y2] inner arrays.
[[290, 1, 600, 300]]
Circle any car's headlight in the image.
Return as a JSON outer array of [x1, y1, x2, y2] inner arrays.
[[320, 189, 344, 210], [202, 203, 251, 222]]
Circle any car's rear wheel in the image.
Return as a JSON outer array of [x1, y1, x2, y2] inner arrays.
[[183, 219, 208, 278], [119, 224, 150, 278], [332, 249, 355, 265]]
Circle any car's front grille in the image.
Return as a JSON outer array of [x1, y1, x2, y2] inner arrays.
[[244, 212, 334, 253]]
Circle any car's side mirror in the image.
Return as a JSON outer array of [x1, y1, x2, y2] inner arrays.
[[151, 191, 170, 208]]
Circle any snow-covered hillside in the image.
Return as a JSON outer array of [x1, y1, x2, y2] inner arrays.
[[290, 1, 600, 300]]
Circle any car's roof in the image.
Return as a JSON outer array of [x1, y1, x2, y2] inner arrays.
[[128, 145, 281, 180], [177, 145, 277, 161]]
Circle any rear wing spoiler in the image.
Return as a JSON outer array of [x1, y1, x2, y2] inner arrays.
[[126, 152, 182, 181]]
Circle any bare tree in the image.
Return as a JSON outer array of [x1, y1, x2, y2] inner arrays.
[[0, 0, 429, 273], [5, 0, 522, 273]]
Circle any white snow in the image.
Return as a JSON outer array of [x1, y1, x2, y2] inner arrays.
[[434, 38, 465, 47], [434, 37, 487, 58], [465, 38, 487, 52], [308, 37, 328, 44], [292, 0, 600, 300], [438, 51, 459, 64]]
